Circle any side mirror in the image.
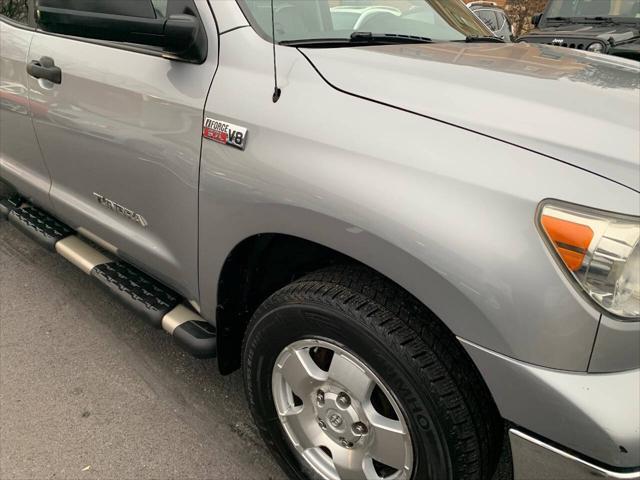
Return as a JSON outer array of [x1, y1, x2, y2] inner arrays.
[[36, 3, 206, 63], [532, 13, 542, 26], [164, 14, 204, 60]]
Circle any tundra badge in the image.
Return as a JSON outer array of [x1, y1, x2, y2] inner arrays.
[[93, 193, 148, 227]]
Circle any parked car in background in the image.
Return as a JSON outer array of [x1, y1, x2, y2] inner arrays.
[[521, 0, 640, 60], [468, 1, 514, 41], [330, 5, 402, 30]]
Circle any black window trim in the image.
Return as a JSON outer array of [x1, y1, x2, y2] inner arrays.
[[4, 0, 211, 64], [31, 29, 208, 64], [36, 28, 192, 61]]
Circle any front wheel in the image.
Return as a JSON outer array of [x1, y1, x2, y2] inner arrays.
[[242, 266, 501, 480]]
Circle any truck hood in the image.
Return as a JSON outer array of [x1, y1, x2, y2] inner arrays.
[[302, 42, 640, 192]]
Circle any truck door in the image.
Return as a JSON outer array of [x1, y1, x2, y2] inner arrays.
[[0, 1, 53, 210], [25, 0, 218, 303]]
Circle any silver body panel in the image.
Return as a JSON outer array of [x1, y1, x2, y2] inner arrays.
[[462, 338, 640, 469], [0, 21, 52, 210], [1, 0, 639, 474], [590, 314, 640, 373], [21, 3, 219, 301], [303, 42, 640, 192], [198, 26, 639, 373], [510, 430, 640, 479], [212, 0, 249, 33]]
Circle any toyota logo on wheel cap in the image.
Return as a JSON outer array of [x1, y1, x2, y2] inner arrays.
[[329, 413, 343, 428]]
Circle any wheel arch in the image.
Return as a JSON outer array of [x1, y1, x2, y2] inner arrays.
[[204, 206, 505, 375]]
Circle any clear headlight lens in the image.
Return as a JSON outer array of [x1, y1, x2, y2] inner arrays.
[[538, 201, 640, 319], [587, 42, 605, 53]]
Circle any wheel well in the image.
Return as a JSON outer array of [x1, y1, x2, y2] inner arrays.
[[216, 234, 507, 475], [216, 234, 352, 373]]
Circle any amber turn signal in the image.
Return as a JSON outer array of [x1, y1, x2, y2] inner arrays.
[[541, 215, 594, 271], [538, 201, 639, 319]]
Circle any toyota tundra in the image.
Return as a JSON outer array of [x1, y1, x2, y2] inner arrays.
[[1, 1, 639, 479]]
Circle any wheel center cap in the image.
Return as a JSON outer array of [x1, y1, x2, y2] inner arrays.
[[317, 391, 366, 447], [328, 412, 343, 429]]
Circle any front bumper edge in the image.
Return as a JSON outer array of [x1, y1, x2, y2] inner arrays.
[[511, 429, 640, 480]]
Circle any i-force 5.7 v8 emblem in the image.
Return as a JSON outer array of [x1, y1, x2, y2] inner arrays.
[[203, 117, 248, 150], [93, 193, 148, 227]]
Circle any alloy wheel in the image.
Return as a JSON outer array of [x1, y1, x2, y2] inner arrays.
[[272, 339, 413, 480]]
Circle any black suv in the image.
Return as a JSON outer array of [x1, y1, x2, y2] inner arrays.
[[520, 0, 640, 61]]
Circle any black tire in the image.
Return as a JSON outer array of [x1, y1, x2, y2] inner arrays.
[[243, 265, 502, 480]]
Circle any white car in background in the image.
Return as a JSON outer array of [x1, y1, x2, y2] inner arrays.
[[330, 5, 401, 30]]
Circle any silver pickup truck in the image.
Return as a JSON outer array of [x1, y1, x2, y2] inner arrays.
[[1, 1, 639, 479]]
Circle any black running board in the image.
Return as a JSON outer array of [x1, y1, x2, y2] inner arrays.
[[89, 260, 216, 357], [3, 201, 216, 359], [0, 194, 23, 218], [91, 261, 181, 328], [8, 204, 73, 250]]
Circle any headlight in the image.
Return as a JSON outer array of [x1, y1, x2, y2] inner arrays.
[[587, 42, 605, 53], [538, 201, 640, 319]]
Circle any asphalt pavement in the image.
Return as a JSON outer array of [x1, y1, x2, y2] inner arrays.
[[0, 217, 284, 480], [0, 216, 512, 480]]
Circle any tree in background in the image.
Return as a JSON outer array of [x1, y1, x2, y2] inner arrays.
[[0, 0, 30, 23], [505, 0, 549, 37]]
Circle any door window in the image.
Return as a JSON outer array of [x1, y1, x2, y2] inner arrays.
[[495, 11, 507, 31], [474, 9, 499, 32], [33, 0, 206, 62], [0, 0, 35, 26], [151, 0, 169, 18], [238, 0, 493, 43]]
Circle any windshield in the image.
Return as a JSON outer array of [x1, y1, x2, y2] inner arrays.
[[544, 0, 640, 21], [237, 0, 493, 44]]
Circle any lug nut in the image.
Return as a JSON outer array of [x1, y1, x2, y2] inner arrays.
[[352, 422, 368, 435], [339, 437, 354, 449], [318, 418, 327, 430], [316, 390, 325, 406], [336, 392, 351, 408]]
